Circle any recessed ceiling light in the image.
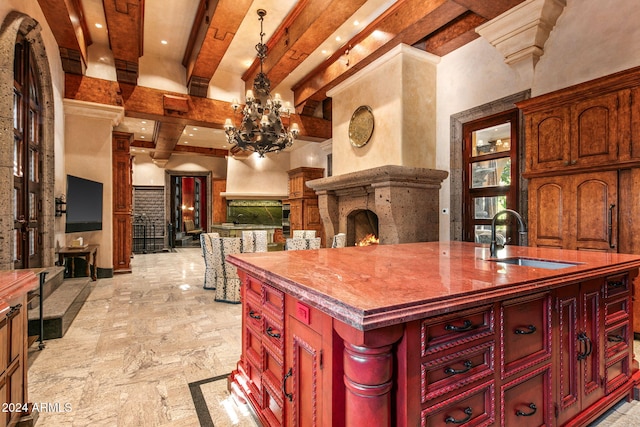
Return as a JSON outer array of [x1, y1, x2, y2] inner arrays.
[[161, 40, 168, 45], [193, 127, 198, 131], [95, 23, 103, 29], [141, 127, 146, 131], [335, 36, 341, 42], [353, 20, 360, 26], [140, 136, 145, 139], [189, 133, 193, 137], [141, 121, 147, 124], [321, 49, 327, 55], [184, 141, 189, 144]]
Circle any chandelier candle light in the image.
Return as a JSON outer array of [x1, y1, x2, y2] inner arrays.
[[224, 9, 299, 157]]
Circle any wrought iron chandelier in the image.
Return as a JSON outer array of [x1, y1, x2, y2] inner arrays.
[[224, 9, 299, 157]]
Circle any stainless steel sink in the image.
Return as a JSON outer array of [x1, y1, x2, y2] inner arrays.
[[488, 257, 581, 270]]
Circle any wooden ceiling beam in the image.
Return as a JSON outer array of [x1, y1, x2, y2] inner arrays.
[[36, 0, 91, 75], [415, 11, 487, 57], [103, 0, 144, 84], [183, 0, 253, 97], [451, 0, 526, 19], [64, 74, 331, 140], [292, 0, 468, 107], [152, 121, 185, 160], [242, 0, 367, 96]]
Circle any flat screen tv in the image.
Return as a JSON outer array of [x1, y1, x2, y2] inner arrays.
[[65, 175, 103, 233]]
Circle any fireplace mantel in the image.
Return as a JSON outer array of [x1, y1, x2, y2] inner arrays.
[[307, 165, 448, 245]]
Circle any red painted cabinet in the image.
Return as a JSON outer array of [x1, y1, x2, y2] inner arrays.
[[230, 268, 638, 426]]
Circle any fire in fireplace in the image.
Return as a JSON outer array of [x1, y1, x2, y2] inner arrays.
[[356, 234, 379, 246]]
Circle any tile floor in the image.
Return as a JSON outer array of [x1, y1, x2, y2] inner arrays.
[[27, 248, 257, 427], [26, 247, 640, 426]]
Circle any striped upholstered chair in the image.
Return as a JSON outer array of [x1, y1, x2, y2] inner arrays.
[[241, 230, 268, 253], [285, 237, 321, 251]]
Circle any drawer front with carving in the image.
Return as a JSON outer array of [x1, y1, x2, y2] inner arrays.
[[421, 381, 495, 427], [604, 295, 630, 326], [604, 352, 630, 394], [605, 322, 630, 359], [422, 305, 495, 356], [501, 364, 552, 427], [501, 293, 551, 378], [422, 342, 495, 401], [604, 274, 629, 298]]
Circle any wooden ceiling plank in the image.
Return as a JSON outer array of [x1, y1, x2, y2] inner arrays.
[[292, 0, 467, 107], [184, 0, 253, 89], [242, 0, 367, 94], [65, 74, 330, 140]]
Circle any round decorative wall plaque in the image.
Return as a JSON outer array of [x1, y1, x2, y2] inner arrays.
[[348, 105, 374, 148]]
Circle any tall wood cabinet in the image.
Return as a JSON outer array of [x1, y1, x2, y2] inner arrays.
[[518, 66, 640, 333], [1, 271, 38, 427], [285, 168, 324, 244]]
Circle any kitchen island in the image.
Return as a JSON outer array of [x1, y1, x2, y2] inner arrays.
[[227, 241, 640, 426]]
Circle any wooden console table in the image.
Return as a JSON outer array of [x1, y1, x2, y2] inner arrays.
[[57, 245, 98, 281]]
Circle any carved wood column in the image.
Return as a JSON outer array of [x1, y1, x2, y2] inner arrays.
[[112, 131, 133, 274], [335, 321, 404, 426]]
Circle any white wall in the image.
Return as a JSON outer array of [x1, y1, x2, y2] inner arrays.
[[436, 0, 640, 241], [224, 153, 291, 199]]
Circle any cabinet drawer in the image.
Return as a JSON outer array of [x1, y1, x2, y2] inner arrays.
[[605, 352, 630, 394], [245, 276, 263, 301], [501, 293, 551, 377], [263, 283, 285, 321], [262, 345, 284, 403], [421, 381, 495, 427], [422, 305, 495, 356], [245, 298, 264, 333], [501, 364, 552, 427], [604, 295, 630, 326], [262, 380, 285, 427], [422, 341, 494, 401], [604, 275, 629, 298], [244, 359, 263, 398], [605, 322, 630, 359], [262, 313, 284, 357], [245, 326, 263, 370]]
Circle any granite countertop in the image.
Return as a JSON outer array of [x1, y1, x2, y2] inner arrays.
[[227, 241, 640, 331]]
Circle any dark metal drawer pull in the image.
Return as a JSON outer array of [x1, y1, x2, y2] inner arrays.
[[577, 332, 592, 360], [266, 326, 281, 339], [444, 320, 476, 332], [282, 367, 293, 402], [248, 310, 262, 320], [444, 360, 473, 375], [608, 334, 625, 343], [516, 403, 537, 417], [608, 281, 625, 288], [445, 407, 472, 424], [514, 325, 536, 335]]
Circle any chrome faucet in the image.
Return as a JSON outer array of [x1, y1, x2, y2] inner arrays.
[[490, 209, 527, 257]]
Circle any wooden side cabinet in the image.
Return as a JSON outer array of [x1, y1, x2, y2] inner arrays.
[[0, 271, 38, 427]]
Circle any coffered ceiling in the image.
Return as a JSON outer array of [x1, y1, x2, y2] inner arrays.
[[39, 0, 525, 161]]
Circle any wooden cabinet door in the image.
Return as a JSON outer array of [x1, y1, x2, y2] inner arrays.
[[528, 177, 570, 249], [554, 280, 604, 426], [286, 316, 324, 427], [527, 107, 571, 172], [288, 200, 303, 237], [571, 171, 617, 251], [570, 92, 620, 168], [529, 171, 617, 252]]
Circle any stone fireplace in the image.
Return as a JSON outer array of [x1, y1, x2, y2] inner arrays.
[[307, 165, 448, 245]]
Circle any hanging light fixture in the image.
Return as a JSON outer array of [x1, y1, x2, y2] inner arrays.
[[224, 9, 299, 157]]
